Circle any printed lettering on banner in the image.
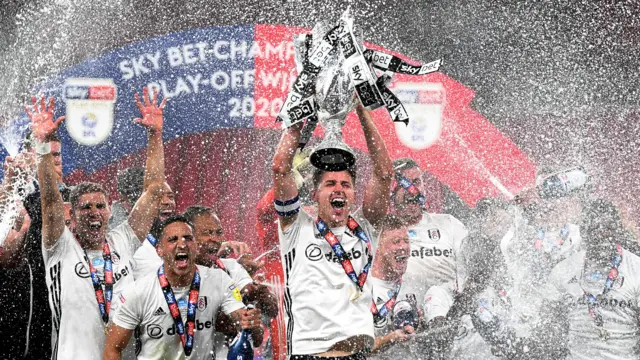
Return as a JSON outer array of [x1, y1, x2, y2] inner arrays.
[[393, 82, 445, 150], [64, 78, 117, 146]]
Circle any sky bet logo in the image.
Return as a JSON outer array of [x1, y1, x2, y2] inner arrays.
[[410, 247, 453, 258], [64, 85, 116, 100]]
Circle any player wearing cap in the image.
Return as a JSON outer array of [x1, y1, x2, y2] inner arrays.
[[104, 215, 263, 359], [29, 90, 167, 359], [271, 104, 393, 359]]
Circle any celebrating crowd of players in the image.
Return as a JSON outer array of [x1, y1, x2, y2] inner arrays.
[[1, 87, 640, 360]]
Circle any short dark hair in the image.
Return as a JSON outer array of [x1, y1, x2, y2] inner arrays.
[[392, 158, 420, 176], [311, 166, 358, 189], [182, 205, 214, 223], [158, 215, 194, 241], [117, 167, 145, 203], [69, 182, 108, 209], [380, 214, 408, 236]]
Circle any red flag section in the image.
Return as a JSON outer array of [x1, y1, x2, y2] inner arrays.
[[253, 25, 537, 206]]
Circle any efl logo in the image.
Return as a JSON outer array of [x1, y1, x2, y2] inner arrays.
[[64, 78, 117, 146], [392, 82, 445, 150]]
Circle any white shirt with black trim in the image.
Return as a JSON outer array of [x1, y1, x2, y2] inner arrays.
[[113, 265, 245, 360], [545, 248, 640, 360], [398, 213, 468, 306], [279, 209, 378, 355], [43, 222, 139, 360]]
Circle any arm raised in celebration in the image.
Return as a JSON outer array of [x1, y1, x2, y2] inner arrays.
[[128, 88, 168, 241], [271, 123, 303, 230], [357, 105, 393, 227], [26, 96, 66, 248]]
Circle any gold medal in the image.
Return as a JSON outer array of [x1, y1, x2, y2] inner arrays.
[[104, 325, 109, 336], [349, 287, 362, 302]]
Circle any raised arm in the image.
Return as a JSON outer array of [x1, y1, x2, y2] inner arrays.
[[128, 89, 167, 241], [271, 123, 303, 230], [357, 105, 393, 227], [26, 96, 66, 248], [134, 88, 167, 191]]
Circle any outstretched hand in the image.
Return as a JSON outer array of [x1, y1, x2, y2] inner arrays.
[[25, 96, 65, 143], [134, 88, 167, 133]]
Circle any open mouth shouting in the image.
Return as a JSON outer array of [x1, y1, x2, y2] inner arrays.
[[175, 251, 189, 269], [88, 220, 103, 232], [394, 253, 409, 266], [159, 209, 174, 221], [329, 197, 347, 218]]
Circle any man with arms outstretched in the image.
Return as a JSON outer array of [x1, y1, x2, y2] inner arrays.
[[29, 91, 166, 359]]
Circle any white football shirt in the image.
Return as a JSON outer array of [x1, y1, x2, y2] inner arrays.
[[43, 222, 140, 360], [398, 212, 468, 306], [113, 265, 245, 360], [545, 248, 640, 360], [279, 209, 378, 355]]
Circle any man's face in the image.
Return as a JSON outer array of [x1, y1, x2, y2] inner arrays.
[[63, 202, 73, 229], [391, 167, 424, 224], [379, 227, 410, 278], [158, 182, 176, 221], [51, 141, 63, 181], [192, 212, 225, 265], [157, 221, 197, 277], [73, 192, 111, 242], [312, 170, 356, 226]]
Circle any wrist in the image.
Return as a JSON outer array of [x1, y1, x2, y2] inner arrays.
[[35, 141, 51, 155]]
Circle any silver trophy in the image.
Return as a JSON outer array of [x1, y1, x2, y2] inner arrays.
[[301, 21, 357, 172]]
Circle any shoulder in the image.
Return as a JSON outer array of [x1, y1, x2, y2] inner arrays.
[[549, 250, 583, 283]]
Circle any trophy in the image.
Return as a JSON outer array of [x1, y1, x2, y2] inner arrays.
[[278, 8, 443, 172], [298, 21, 357, 172]]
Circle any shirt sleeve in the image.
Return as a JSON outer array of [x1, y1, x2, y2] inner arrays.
[[353, 208, 380, 251], [278, 209, 312, 253], [109, 221, 141, 257], [422, 284, 454, 323], [218, 272, 246, 316], [223, 259, 253, 290], [112, 281, 143, 330], [42, 226, 73, 263]]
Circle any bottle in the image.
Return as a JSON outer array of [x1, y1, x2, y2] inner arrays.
[[227, 304, 254, 360], [537, 167, 588, 199]]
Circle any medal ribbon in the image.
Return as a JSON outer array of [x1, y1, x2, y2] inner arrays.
[[81, 237, 113, 325], [533, 225, 569, 251], [582, 244, 622, 328], [208, 254, 230, 276], [158, 265, 201, 356], [370, 282, 402, 320], [393, 174, 426, 207], [147, 233, 158, 247], [315, 216, 373, 291]]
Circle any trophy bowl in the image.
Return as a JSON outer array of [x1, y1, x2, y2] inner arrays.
[[307, 21, 357, 172]]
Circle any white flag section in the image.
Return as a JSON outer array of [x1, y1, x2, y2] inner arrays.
[[393, 82, 445, 150], [64, 78, 117, 146]]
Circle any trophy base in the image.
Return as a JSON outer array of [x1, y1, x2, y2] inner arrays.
[[310, 148, 356, 172]]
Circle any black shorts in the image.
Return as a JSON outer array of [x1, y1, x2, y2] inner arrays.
[[290, 354, 366, 360]]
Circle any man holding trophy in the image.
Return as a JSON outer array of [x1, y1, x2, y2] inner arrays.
[[271, 12, 395, 359]]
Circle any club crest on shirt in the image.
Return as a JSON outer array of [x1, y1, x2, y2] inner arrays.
[[428, 229, 441, 241], [111, 251, 121, 264], [198, 296, 208, 311]]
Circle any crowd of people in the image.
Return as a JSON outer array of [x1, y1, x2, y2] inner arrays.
[[1, 87, 639, 360]]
